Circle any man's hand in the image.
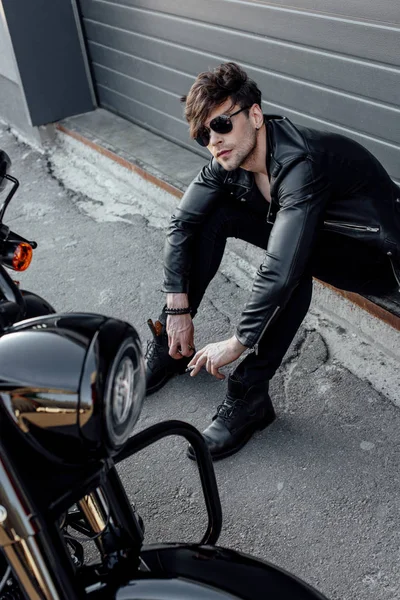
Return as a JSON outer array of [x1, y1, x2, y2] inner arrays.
[[166, 292, 194, 359], [167, 313, 195, 359], [187, 336, 247, 380]]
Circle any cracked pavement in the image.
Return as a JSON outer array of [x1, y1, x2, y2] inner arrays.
[[1, 122, 400, 600]]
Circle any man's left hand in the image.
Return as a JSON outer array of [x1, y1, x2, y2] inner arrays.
[[188, 336, 247, 380]]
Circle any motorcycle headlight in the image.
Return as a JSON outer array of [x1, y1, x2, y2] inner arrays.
[[103, 336, 145, 449], [77, 314, 146, 455], [0, 313, 146, 462]]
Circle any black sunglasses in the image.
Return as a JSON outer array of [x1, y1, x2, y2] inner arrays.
[[195, 106, 250, 147]]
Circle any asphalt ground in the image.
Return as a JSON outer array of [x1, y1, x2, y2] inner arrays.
[[1, 122, 400, 600]]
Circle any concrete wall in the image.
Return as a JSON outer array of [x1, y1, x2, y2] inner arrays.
[[0, 11, 18, 82], [0, 0, 95, 145], [0, 8, 37, 141]]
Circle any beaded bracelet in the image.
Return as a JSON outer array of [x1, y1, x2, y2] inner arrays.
[[164, 306, 192, 315]]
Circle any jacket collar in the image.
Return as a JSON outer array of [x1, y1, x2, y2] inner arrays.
[[223, 167, 253, 189]]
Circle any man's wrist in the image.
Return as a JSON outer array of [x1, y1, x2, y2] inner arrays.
[[232, 335, 247, 352], [166, 292, 189, 309]]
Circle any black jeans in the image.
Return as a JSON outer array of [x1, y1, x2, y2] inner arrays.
[[185, 200, 396, 386]]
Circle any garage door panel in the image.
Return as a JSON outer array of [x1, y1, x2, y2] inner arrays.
[[79, 0, 400, 181], [89, 43, 400, 145], [80, 0, 400, 66], [84, 20, 400, 108], [253, 70, 400, 145], [93, 65, 185, 121], [112, 0, 400, 26], [89, 42, 193, 96]]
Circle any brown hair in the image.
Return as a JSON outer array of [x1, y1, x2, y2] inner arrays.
[[181, 62, 262, 138]]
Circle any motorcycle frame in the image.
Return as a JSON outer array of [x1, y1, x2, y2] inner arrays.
[[0, 420, 222, 600]]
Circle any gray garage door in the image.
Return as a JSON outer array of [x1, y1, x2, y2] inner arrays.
[[79, 0, 400, 182]]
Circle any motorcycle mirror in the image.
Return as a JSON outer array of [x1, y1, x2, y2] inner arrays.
[[0, 151, 11, 193], [0, 312, 146, 464]]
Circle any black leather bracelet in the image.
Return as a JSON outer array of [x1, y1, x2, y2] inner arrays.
[[164, 306, 192, 315]]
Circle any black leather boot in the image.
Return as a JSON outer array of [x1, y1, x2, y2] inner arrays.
[[187, 375, 276, 461], [145, 319, 193, 396]]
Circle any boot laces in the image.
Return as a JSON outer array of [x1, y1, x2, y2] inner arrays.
[[145, 338, 164, 361], [216, 398, 246, 421]]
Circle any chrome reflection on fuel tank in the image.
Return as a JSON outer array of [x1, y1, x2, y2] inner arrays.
[[0, 316, 101, 463], [0, 328, 84, 438], [1, 389, 79, 433]]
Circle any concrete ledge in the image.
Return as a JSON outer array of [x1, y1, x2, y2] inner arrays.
[[58, 108, 207, 193], [57, 123, 183, 200], [316, 282, 400, 332], [57, 109, 400, 335]]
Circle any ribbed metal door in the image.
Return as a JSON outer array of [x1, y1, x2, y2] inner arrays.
[[78, 0, 400, 181]]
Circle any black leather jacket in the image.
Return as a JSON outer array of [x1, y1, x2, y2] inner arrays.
[[163, 115, 400, 348]]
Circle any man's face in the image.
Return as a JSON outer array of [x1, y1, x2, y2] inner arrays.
[[202, 99, 258, 171]]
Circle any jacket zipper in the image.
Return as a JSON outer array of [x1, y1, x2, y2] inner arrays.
[[252, 306, 281, 355], [389, 258, 400, 289], [266, 198, 277, 225], [232, 183, 251, 200], [324, 220, 379, 233]]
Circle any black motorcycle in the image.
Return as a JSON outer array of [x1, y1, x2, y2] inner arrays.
[[0, 152, 329, 600], [0, 150, 55, 329]]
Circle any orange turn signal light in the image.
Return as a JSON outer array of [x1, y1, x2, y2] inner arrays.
[[12, 243, 33, 271]]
